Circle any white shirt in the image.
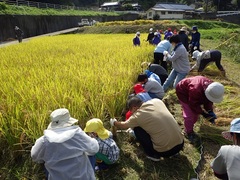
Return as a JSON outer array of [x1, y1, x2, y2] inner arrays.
[[31, 125, 99, 180], [211, 145, 240, 180]]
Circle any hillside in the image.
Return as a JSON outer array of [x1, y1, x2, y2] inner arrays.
[[0, 2, 119, 16]]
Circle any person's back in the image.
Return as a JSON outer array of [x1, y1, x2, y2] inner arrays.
[[211, 118, 240, 179], [31, 108, 99, 180], [164, 29, 173, 39], [127, 99, 183, 152], [149, 64, 168, 85], [144, 78, 164, 99], [145, 70, 161, 84], [41, 127, 96, 180], [154, 40, 171, 53], [178, 30, 189, 51], [213, 145, 240, 179], [152, 32, 161, 46], [149, 64, 168, 76]]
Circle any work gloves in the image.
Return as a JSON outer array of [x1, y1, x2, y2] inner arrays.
[[110, 118, 117, 126], [202, 110, 217, 124]]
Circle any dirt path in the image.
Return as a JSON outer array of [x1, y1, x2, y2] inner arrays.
[[0, 27, 79, 48]]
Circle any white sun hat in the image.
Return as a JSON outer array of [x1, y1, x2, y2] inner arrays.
[[47, 108, 78, 129], [205, 82, 224, 103], [192, 50, 201, 59]]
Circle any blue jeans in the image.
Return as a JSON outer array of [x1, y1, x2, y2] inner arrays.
[[163, 69, 188, 92], [148, 92, 162, 99]]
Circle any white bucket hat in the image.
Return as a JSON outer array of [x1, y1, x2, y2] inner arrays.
[[192, 50, 201, 59], [222, 118, 240, 141], [149, 28, 153, 32], [47, 108, 78, 129], [205, 82, 224, 103]]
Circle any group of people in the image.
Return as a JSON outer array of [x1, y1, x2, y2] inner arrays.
[[134, 26, 226, 76], [31, 108, 120, 179], [130, 26, 237, 179], [30, 26, 235, 180]]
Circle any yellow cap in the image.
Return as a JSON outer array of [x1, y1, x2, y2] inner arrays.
[[84, 118, 109, 140]]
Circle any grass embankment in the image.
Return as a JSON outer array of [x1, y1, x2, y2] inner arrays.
[[0, 2, 119, 16], [0, 20, 240, 179]]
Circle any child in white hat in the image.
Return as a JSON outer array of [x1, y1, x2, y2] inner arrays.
[[211, 118, 240, 179]]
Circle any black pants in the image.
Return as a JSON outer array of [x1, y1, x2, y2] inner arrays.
[[159, 74, 168, 85], [153, 52, 168, 72], [133, 127, 184, 158], [198, 51, 224, 72]]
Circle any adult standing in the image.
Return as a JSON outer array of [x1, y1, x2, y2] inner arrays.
[[189, 26, 201, 55], [133, 32, 141, 46], [164, 28, 173, 40], [152, 32, 161, 46], [110, 97, 184, 161], [146, 28, 154, 45], [211, 118, 240, 179], [178, 26, 189, 51], [163, 35, 190, 92], [153, 39, 172, 71], [31, 108, 99, 180], [191, 50, 225, 76], [175, 76, 224, 142], [15, 26, 24, 43]]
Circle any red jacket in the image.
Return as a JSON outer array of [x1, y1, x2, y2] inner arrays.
[[176, 76, 213, 114]]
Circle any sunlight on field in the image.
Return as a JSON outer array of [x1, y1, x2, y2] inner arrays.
[[0, 34, 153, 144]]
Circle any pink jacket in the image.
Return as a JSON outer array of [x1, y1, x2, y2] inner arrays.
[[176, 76, 213, 114]]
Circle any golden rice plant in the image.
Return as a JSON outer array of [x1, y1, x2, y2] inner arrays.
[[0, 34, 154, 150]]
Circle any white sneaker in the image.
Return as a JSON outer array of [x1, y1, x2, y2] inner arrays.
[[146, 156, 160, 162]]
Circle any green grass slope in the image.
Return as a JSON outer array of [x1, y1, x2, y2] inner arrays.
[[0, 2, 119, 16]]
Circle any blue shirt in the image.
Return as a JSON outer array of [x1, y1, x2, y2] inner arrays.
[[154, 40, 172, 53], [133, 36, 140, 46]]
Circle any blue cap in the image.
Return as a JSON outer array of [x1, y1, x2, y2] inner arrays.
[[222, 118, 240, 141], [192, 26, 198, 31]]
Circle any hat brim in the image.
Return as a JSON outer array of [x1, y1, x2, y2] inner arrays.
[[85, 127, 109, 140], [48, 117, 78, 129], [205, 90, 223, 103]]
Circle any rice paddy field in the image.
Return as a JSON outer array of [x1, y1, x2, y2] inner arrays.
[[0, 30, 240, 179]]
